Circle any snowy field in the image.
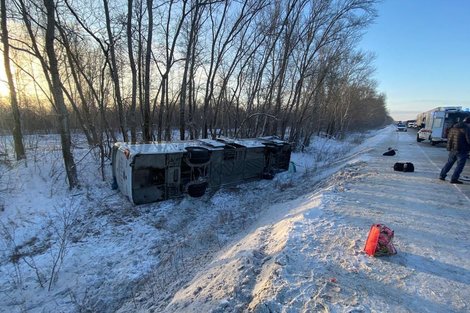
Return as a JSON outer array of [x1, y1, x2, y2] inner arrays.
[[0, 127, 469, 313]]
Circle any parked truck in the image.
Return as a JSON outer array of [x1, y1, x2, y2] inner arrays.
[[416, 106, 470, 145]]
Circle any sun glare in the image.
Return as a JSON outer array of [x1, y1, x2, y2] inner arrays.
[[0, 54, 47, 100], [0, 55, 11, 97], [0, 81, 9, 97]]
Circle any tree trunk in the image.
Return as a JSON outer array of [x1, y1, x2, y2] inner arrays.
[[103, 0, 128, 141], [1, 0, 25, 160], [142, 0, 153, 142], [179, 2, 199, 141], [44, 0, 78, 189], [127, 0, 138, 143], [57, 24, 99, 147]]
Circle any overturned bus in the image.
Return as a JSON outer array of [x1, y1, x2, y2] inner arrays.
[[111, 137, 291, 204]]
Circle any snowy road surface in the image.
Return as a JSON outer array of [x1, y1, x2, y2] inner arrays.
[[124, 127, 470, 312], [407, 127, 470, 199], [1, 126, 469, 313]]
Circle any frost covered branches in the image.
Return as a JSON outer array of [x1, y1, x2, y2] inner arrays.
[[0, 200, 81, 294]]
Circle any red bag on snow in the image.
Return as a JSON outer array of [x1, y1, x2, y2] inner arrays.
[[364, 224, 397, 256]]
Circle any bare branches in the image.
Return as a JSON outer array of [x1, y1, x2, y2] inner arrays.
[[1, 0, 387, 151], [1, 0, 25, 160]]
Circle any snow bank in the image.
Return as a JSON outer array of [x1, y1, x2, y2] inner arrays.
[[158, 126, 469, 312], [1, 127, 469, 313]]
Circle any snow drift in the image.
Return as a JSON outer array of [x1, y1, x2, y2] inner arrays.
[[1, 127, 469, 313]]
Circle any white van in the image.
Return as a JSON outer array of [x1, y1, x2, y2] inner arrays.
[[416, 107, 470, 145]]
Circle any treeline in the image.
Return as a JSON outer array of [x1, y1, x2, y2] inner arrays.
[[1, 0, 391, 188]]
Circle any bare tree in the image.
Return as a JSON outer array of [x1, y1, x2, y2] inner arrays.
[[62, 0, 120, 146], [1, 0, 25, 160], [154, 0, 189, 141], [44, 0, 78, 188], [240, 0, 298, 138], [179, 0, 204, 140], [142, 0, 153, 142], [103, 0, 128, 142], [201, 0, 265, 138], [127, 0, 138, 143], [4, 0, 386, 155], [56, 22, 99, 147]]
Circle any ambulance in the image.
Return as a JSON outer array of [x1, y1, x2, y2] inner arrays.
[[416, 107, 470, 145]]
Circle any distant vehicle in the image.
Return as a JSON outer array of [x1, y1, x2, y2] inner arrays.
[[416, 106, 470, 145], [407, 120, 417, 128], [396, 122, 407, 132]]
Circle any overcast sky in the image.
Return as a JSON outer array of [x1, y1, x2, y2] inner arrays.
[[360, 0, 470, 121]]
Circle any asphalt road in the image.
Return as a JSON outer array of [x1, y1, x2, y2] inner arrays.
[[400, 127, 470, 200]]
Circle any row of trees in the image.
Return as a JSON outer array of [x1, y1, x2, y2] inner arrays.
[[1, 0, 391, 189]]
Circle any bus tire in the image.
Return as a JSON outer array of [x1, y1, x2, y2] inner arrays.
[[185, 147, 210, 164], [187, 182, 208, 198]]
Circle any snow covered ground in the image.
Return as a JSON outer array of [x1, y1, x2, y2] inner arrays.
[[0, 127, 469, 313]]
